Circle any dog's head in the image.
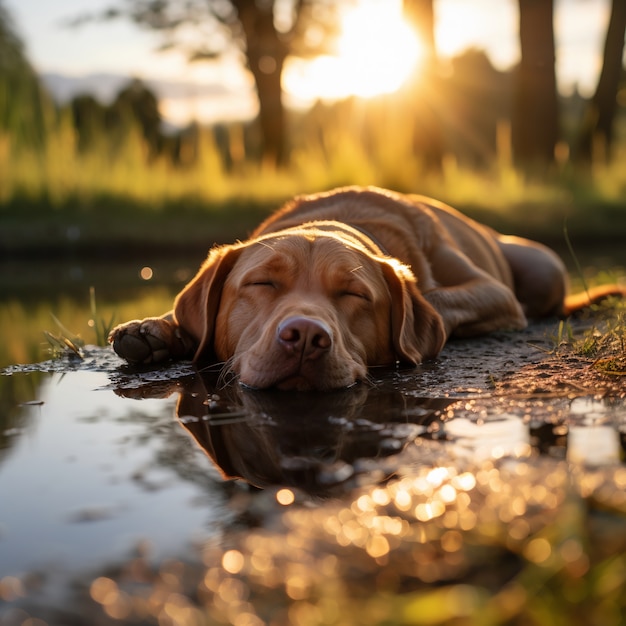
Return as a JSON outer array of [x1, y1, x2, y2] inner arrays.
[[174, 223, 445, 390]]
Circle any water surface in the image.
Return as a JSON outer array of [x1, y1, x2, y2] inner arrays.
[[2, 342, 626, 624], [2, 253, 626, 624]]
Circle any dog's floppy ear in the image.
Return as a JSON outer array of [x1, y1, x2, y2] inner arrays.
[[380, 259, 446, 365], [174, 244, 243, 362]]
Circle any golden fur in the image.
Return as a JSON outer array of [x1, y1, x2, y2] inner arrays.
[[109, 186, 623, 390]]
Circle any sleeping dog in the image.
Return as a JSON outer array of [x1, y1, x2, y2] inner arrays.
[[109, 186, 623, 390]]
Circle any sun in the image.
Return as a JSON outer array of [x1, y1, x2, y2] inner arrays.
[[284, 0, 423, 104]]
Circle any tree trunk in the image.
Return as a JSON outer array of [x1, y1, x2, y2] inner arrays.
[[403, 0, 443, 172], [234, 0, 288, 167], [512, 0, 559, 166], [577, 0, 626, 164]]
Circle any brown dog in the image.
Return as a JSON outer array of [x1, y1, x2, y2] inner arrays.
[[109, 186, 622, 390]]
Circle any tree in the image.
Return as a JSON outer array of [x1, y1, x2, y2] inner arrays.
[[72, 0, 343, 167], [445, 49, 513, 167], [402, 0, 443, 171], [577, 0, 626, 164], [0, 1, 51, 147], [71, 94, 107, 151], [512, 0, 559, 166], [108, 78, 162, 157]]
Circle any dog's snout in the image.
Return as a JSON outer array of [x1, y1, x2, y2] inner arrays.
[[277, 316, 332, 359]]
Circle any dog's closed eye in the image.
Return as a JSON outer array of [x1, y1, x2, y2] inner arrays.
[[245, 280, 279, 289]]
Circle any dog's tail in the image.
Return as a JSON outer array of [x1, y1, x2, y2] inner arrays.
[[563, 284, 626, 316]]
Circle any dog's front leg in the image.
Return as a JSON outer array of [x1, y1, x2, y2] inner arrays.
[[108, 313, 197, 364]]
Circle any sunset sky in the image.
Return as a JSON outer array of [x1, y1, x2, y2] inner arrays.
[[6, 0, 617, 125]]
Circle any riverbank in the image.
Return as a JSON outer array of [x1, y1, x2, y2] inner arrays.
[[2, 193, 626, 260]]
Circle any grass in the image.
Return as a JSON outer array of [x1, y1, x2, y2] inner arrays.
[[41, 286, 117, 359], [550, 226, 626, 376], [0, 286, 177, 367], [544, 299, 626, 378], [3, 98, 626, 625], [3, 107, 626, 257], [2, 104, 625, 368], [575, 307, 626, 376], [44, 313, 85, 358], [89, 286, 117, 347], [33, 279, 626, 376]]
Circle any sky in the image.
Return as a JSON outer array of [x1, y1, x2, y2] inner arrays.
[[5, 0, 617, 125]]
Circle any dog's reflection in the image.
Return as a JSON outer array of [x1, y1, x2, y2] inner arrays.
[[116, 374, 453, 495]]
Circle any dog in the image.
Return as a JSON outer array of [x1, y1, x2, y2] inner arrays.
[[109, 186, 623, 390]]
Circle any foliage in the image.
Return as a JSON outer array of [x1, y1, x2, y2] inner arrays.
[[1, 2, 626, 252], [0, 1, 54, 147], [548, 298, 626, 377], [0, 286, 177, 367], [42, 287, 117, 359], [89, 286, 117, 347], [68, 0, 346, 165], [575, 307, 626, 376], [2, 91, 626, 251], [44, 313, 85, 358]]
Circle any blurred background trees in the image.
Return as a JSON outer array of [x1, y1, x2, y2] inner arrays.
[[0, 2, 52, 148], [69, 0, 344, 167], [1, 0, 625, 186], [577, 0, 626, 164], [402, 0, 444, 172], [512, 0, 559, 166]]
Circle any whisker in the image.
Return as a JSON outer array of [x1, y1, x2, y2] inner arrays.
[[196, 360, 228, 374], [361, 373, 378, 389], [217, 357, 239, 390], [204, 411, 249, 425]]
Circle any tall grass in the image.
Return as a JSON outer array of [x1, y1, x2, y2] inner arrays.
[[1, 96, 626, 266], [0, 287, 177, 367], [2, 119, 226, 209], [2, 100, 626, 217]]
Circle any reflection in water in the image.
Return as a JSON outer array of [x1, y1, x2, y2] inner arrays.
[[567, 396, 626, 465], [0, 372, 43, 458], [527, 397, 626, 466], [0, 371, 230, 602], [0, 255, 191, 368], [114, 371, 626, 497], [117, 373, 455, 496], [82, 387, 626, 626], [568, 426, 621, 465], [445, 415, 531, 461], [1, 250, 626, 623], [2, 359, 626, 624]]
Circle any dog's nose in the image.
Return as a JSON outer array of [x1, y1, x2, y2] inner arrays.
[[277, 316, 332, 359]]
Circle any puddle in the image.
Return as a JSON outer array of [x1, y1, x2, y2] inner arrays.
[[0, 369, 230, 616], [1, 345, 626, 624]]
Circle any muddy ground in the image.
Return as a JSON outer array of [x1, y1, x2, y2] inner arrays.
[[8, 312, 623, 399]]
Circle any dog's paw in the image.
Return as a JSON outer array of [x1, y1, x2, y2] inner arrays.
[[108, 318, 179, 364]]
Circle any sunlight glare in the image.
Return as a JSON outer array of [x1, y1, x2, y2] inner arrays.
[[434, 0, 518, 71], [284, 0, 422, 103]]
